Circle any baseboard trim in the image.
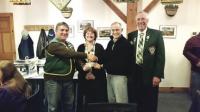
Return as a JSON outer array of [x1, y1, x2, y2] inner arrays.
[[159, 87, 189, 93]]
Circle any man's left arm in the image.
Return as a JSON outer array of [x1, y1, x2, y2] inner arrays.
[[153, 31, 165, 86]]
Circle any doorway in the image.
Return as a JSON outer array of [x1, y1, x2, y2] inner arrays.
[[0, 13, 16, 60]]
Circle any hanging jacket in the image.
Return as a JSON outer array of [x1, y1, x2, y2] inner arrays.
[[47, 29, 55, 42], [18, 35, 34, 60], [36, 29, 48, 59]]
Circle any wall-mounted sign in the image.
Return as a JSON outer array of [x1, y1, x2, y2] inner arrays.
[[161, 0, 183, 4]]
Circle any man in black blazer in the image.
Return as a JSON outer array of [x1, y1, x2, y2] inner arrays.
[[127, 12, 165, 112]]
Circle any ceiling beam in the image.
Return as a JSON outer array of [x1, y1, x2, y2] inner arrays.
[[144, 0, 159, 13], [103, 0, 159, 33], [127, 3, 137, 33], [103, 0, 127, 23]]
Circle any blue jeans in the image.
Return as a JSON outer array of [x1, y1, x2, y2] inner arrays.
[[190, 71, 200, 98], [45, 80, 74, 112], [107, 74, 128, 103], [189, 71, 200, 112]]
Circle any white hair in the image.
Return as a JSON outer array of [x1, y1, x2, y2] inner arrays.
[[136, 11, 149, 20]]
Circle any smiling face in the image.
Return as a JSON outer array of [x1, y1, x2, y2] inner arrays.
[[83, 27, 97, 43], [111, 22, 123, 39], [85, 31, 95, 43], [136, 12, 149, 32], [56, 25, 69, 41], [55, 22, 69, 42]]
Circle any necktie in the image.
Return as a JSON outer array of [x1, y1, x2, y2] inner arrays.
[[136, 33, 144, 64]]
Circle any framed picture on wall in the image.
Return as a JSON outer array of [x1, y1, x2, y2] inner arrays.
[[159, 25, 177, 39], [68, 25, 74, 38], [97, 27, 111, 39], [78, 20, 94, 32]]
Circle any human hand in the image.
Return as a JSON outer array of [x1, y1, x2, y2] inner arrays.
[[83, 63, 91, 71], [152, 76, 160, 87], [93, 63, 102, 69], [87, 54, 98, 62], [83, 62, 95, 71]]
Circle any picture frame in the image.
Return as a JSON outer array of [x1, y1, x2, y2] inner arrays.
[[97, 27, 111, 39], [159, 25, 177, 39], [78, 20, 94, 32], [68, 25, 74, 38]]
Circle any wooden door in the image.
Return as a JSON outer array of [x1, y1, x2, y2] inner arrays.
[[0, 13, 16, 60]]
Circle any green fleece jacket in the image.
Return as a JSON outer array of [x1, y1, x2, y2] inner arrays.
[[44, 37, 87, 80]]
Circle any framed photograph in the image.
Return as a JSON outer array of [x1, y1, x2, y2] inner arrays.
[[78, 20, 94, 32], [68, 25, 74, 38], [159, 25, 177, 39], [97, 27, 111, 39]]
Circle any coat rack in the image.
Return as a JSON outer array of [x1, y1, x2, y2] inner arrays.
[[24, 25, 54, 31]]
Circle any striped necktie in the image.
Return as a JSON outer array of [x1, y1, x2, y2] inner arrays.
[[136, 33, 144, 64]]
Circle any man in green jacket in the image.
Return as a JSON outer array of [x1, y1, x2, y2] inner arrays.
[[128, 12, 165, 112], [44, 22, 97, 112]]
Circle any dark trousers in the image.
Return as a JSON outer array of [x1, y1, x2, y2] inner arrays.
[[137, 85, 158, 112], [129, 65, 159, 112], [77, 79, 108, 112]]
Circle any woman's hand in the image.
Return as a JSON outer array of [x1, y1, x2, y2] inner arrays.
[[93, 63, 102, 69]]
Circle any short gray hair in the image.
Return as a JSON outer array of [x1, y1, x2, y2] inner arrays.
[[111, 22, 122, 28]]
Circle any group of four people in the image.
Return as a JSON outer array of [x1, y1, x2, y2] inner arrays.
[[0, 11, 165, 112], [43, 11, 165, 112]]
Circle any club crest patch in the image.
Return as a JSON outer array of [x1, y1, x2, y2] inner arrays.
[[148, 46, 156, 55]]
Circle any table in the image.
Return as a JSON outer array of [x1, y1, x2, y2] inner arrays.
[[22, 71, 79, 112]]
